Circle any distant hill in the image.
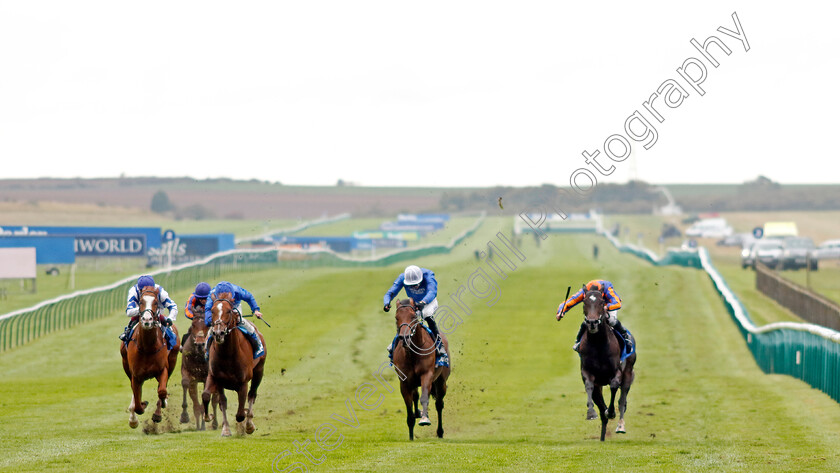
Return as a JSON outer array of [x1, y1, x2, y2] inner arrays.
[[2, 177, 839, 219], [0, 177, 453, 219]]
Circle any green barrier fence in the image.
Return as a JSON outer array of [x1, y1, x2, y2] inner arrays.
[[604, 229, 840, 404], [0, 215, 485, 353]]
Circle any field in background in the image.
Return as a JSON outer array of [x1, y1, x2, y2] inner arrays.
[[601, 211, 840, 326], [0, 210, 479, 314], [2, 220, 840, 472]]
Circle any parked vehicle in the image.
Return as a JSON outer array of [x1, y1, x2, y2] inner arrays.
[[779, 237, 817, 270], [685, 218, 734, 239], [814, 239, 840, 260], [717, 233, 756, 247], [742, 239, 784, 269]]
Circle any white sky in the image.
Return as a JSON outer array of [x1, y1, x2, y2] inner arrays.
[[0, 1, 837, 187]]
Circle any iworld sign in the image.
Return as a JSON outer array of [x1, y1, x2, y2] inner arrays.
[[74, 235, 147, 256]]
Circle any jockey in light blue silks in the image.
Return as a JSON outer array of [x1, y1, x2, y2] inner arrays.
[[383, 265, 447, 359], [119, 275, 178, 349], [203, 281, 265, 359]]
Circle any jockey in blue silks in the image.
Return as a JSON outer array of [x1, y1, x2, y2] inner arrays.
[[383, 265, 447, 359], [119, 275, 178, 349], [557, 279, 633, 352], [203, 281, 265, 359]]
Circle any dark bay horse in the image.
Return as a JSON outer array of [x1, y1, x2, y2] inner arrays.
[[202, 293, 266, 437], [579, 286, 636, 441], [179, 310, 218, 430], [391, 298, 450, 440], [120, 286, 180, 428]]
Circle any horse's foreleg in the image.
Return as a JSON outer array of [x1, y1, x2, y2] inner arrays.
[[202, 375, 216, 423], [187, 378, 204, 430], [418, 373, 434, 426], [607, 386, 618, 420], [128, 395, 139, 429], [433, 378, 446, 438], [583, 375, 597, 420], [180, 374, 190, 424], [131, 377, 145, 415], [211, 392, 219, 430], [400, 383, 416, 441], [592, 386, 608, 442], [412, 390, 420, 419], [235, 384, 248, 424], [218, 390, 231, 437]]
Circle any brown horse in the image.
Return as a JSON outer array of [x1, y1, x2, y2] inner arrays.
[[202, 294, 266, 437], [179, 310, 219, 430], [579, 286, 636, 441], [120, 286, 180, 428], [391, 298, 450, 440]]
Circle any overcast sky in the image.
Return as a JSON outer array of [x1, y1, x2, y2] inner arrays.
[[0, 1, 837, 187]]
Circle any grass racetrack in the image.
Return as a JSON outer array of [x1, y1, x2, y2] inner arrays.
[[2, 220, 840, 472]]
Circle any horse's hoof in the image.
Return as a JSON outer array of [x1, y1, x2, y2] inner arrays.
[[236, 414, 245, 423], [607, 411, 616, 420], [414, 409, 421, 418], [418, 416, 431, 426], [616, 428, 626, 434], [180, 413, 190, 424], [152, 413, 162, 423], [212, 419, 219, 430], [221, 427, 231, 437], [129, 419, 139, 429], [246, 421, 256, 435], [586, 412, 598, 420], [437, 429, 444, 438]]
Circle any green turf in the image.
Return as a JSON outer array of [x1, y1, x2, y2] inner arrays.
[[1, 220, 839, 472]]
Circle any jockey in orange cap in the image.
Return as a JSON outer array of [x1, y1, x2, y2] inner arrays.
[[557, 279, 633, 352]]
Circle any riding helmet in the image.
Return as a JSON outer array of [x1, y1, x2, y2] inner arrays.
[[404, 265, 423, 285], [137, 275, 155, 289], [194, 282, 211, 298]]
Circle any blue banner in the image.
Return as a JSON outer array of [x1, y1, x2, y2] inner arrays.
[[0, 236, 76, 264]]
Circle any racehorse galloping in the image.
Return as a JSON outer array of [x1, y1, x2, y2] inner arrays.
[[179, 311, 218, 430], [391, 298, 450, 440], [578, 285, 636, 441], [202, 293, 266, 437], [120, 286, 180, 429]]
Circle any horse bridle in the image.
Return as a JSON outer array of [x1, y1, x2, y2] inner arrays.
[[395, 301, 421, 342], [138, 290, 161, 326], [211, 298, 238, 336], [583, 291, 607, 332]]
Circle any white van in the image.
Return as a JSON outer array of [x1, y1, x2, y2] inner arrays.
[[685, 218, 734, 239]]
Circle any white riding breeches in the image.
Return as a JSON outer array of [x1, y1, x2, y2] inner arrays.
[[607, 310, 618, 326], [419, 299, 439, 319]]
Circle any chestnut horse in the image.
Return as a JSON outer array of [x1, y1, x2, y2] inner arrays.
[[579, 286, 636, 441], [120, 286, 180, 428], [179, 310, 219, 430], [202, 293, 266, 437], [391, 298, 450, 440]]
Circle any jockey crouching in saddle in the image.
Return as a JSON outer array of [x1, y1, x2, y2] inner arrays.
[[557, 279, 634, 353], [383, 265, 448, 364], [203, 281, 265, 360], [119, 275, 179, 349], [183, 282, 211, 337]]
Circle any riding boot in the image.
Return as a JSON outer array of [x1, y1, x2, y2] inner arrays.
[[119, 319, 138, 342], [424, 317, 447, 356], [204, 337, 213, 361], [573, 322, 586, 351], [247, 332, 265, 359], [612, 320, 633, 350]]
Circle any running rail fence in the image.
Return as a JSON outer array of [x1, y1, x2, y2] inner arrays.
[[0, 215, 485, 353], [604, 230, 840, 404]]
